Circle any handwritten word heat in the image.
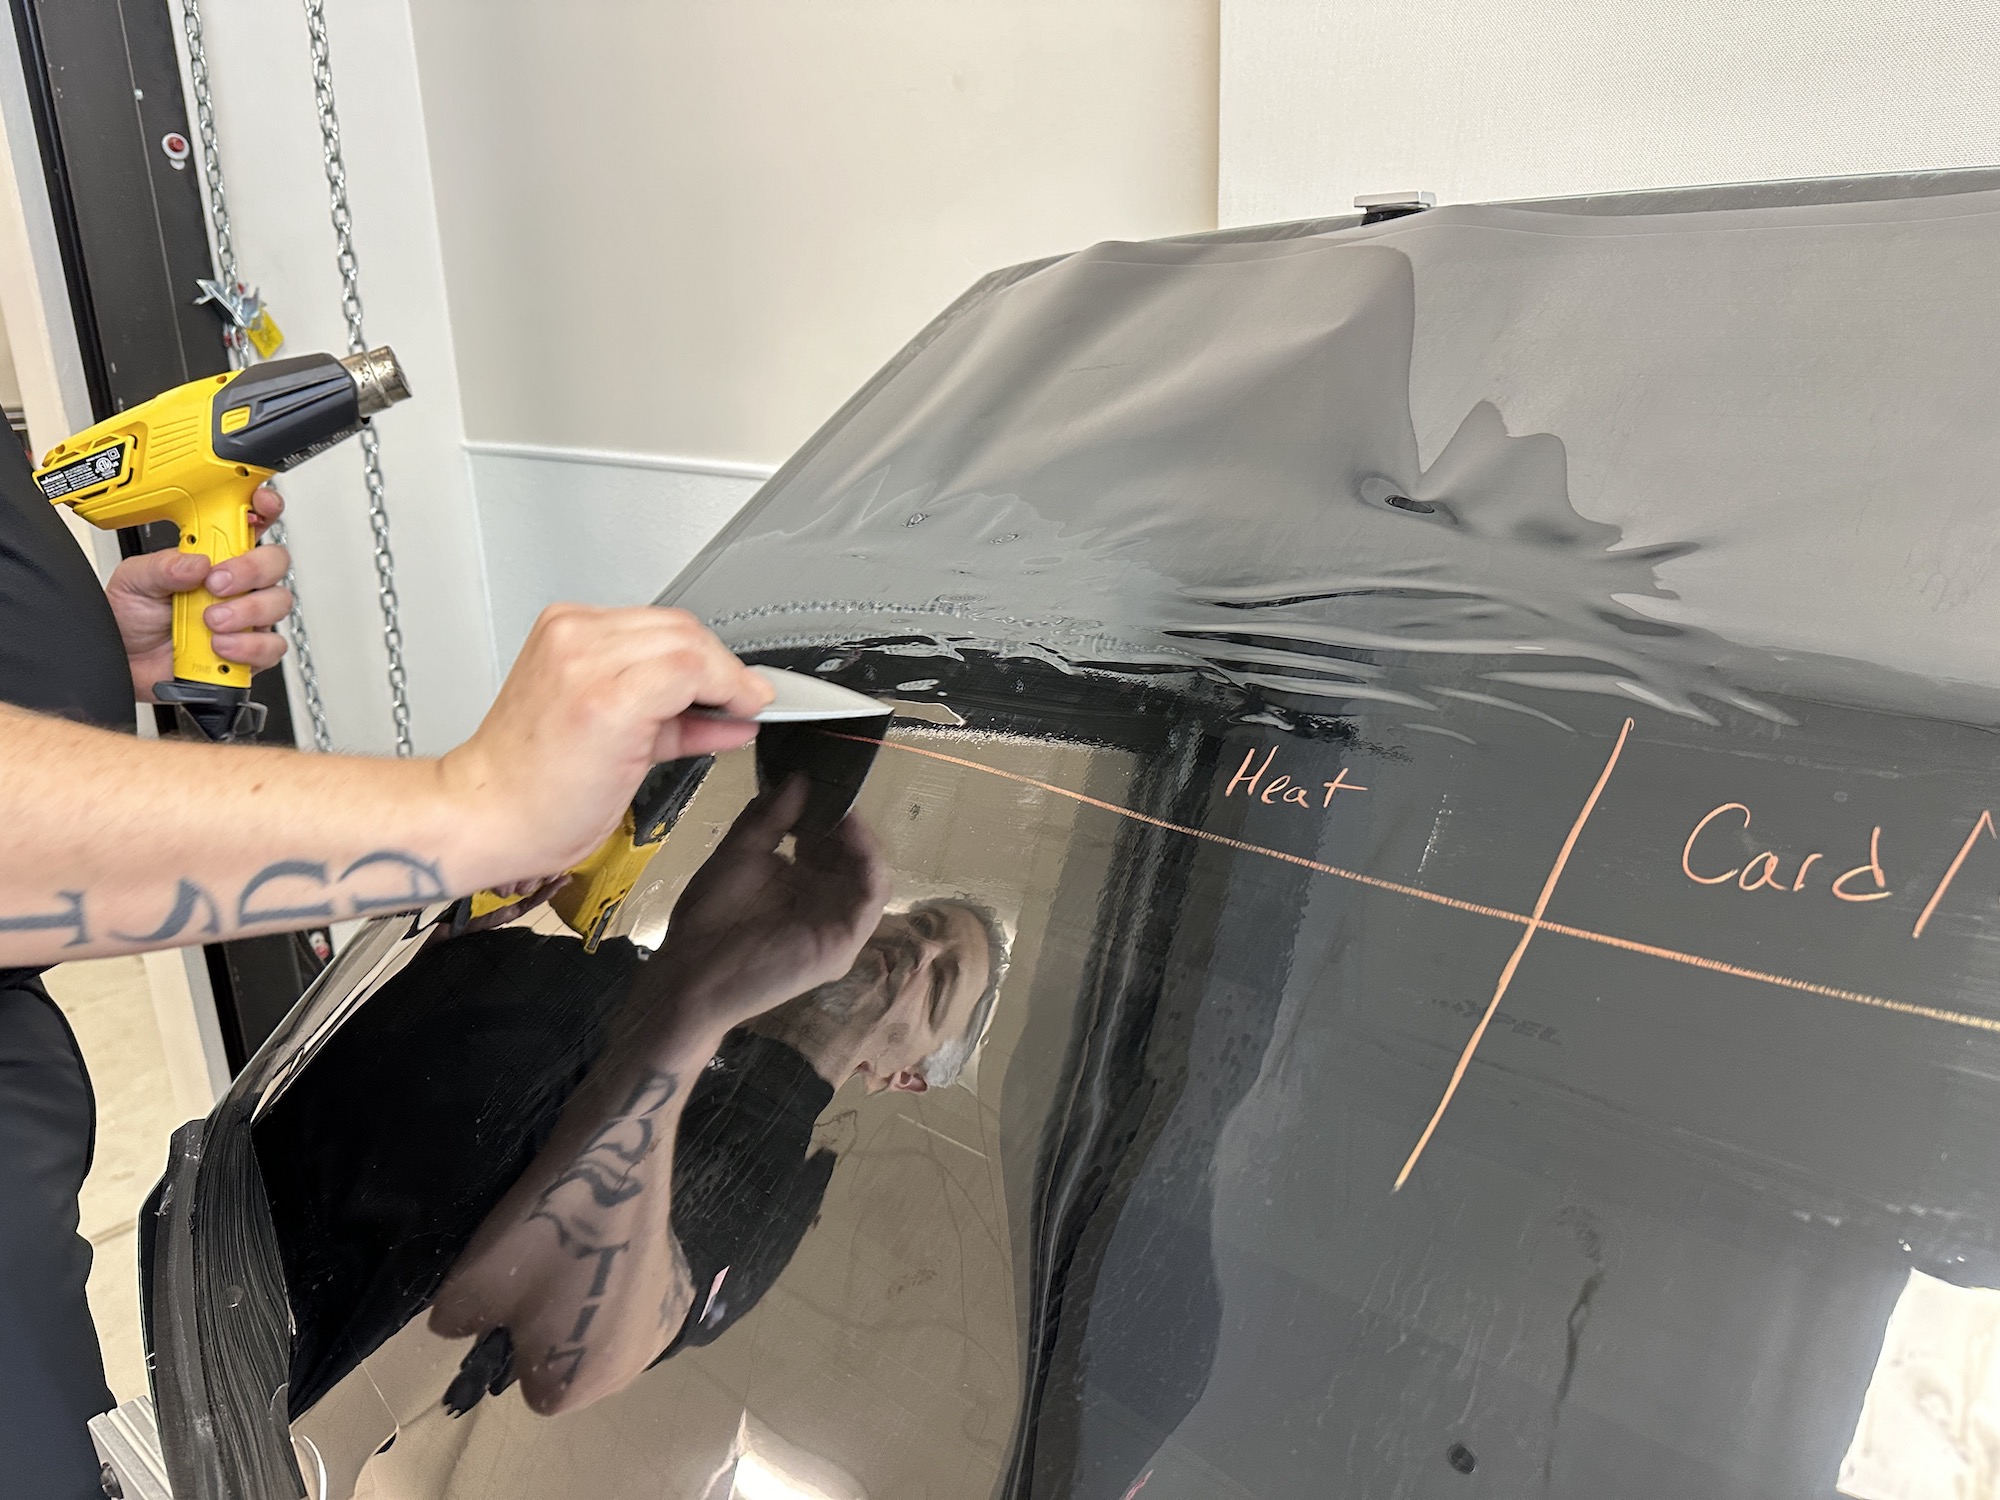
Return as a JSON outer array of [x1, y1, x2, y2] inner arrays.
[[1224, 748, 1367, 808]]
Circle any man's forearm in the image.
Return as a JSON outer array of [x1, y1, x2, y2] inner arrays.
[[0, 704, 518, 966], [0, 601, 776, 968], [426, 991, 725, 1412]]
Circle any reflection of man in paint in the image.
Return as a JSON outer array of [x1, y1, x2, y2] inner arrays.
[[428, 781, 1009, 1416], [637, 895, 1009, 1376], [745, 895, 1009, 1095]]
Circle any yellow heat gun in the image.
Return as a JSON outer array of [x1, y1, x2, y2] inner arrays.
[[35, 348, 411, 741]]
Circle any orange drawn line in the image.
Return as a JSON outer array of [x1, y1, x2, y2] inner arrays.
[[1912, 809, 1995, 940], [1534, 921, 2000, 1035], [837, 732, 2000, 1040], [1391, 718, 1634, 1190]]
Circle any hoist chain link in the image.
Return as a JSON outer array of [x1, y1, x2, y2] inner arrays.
[[179, 0, 242, 363], [303, 0, 414, 756], [178, 0, 336, 751], [262, 517, 333, 748], [356, 426, 412, 750]]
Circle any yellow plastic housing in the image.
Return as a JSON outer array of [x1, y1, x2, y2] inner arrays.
[[36, 370, 273, 688], [547, 810, 662, 950]]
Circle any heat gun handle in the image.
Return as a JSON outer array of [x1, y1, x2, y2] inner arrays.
[[167, 482, 258, 689]]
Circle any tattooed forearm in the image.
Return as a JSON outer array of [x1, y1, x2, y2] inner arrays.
[[340, 851, 451, 913], [237, 850, 447, 921], [237, 861, 335, 924], [535, 1238, 629, 1394], [0, 847, 449, 952], [0, 891, 90, 948], [527, 1068, 680, 1250], [525, 1068, 682, 1393], [111, 879, 221, 944]]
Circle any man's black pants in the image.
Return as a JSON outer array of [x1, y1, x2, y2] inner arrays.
[[0, 979, 113, 1499]]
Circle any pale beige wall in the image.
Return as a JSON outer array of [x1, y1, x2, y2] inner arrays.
[[408, 0, 1220, 467], [0, 299, 23, 412]]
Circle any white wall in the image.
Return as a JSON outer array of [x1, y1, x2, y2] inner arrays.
[[0, 301, 25, 411], [0, 51, 96, 465], [406, 0, 1220, 649], [411, 0, 1220, 465], [469, 443, 769, 664], [1221, 0, 2000, 225], [174, 0, 494, 753]]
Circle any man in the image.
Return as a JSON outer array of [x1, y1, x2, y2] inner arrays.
[[743, 892, 1009, 1097], [251, 784, 1008, 1422], [631, 891, 1008, 1375], [429, 791, 1011, 1415], [0, 417, 774, 1500]]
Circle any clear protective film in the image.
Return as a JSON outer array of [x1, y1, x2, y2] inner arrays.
[[223, 178, 2000, 1500]]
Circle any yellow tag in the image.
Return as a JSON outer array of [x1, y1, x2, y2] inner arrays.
[[245, 308, 284, 360]]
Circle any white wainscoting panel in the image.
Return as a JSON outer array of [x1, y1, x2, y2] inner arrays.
[[467, 442, 773, 673]]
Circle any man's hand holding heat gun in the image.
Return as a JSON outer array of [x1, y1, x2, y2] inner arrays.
[[0, 564, 774, 967], [104, 485, 296, 699]]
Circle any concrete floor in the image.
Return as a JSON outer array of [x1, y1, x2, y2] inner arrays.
[[42, 955, 188, 1405]]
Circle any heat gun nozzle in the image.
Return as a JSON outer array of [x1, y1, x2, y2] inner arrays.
[[340, 346, 413, 418]]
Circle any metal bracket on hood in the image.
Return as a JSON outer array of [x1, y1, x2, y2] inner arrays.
[[1354, 190, 1436, 224]]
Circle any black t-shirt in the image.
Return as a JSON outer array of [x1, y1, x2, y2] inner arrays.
[[0, 430, 132, 730], [0, 430, 132, 988], [660, 1028, 836, 1357]]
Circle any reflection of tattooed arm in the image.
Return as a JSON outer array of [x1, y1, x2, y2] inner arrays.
[[432, 780, 887, 1415], [430, 1013, 722, 1414], [525, 1069, 695, 1395], [531, 1068, 680, 1248]]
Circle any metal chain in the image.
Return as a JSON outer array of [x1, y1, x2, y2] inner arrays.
[[179, 0, 336, 751], [179, 0, 243, 365], [303, 0, 415, 756], [261, 518, 333, 750]]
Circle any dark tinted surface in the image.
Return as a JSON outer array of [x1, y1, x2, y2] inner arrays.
[[252, 183, 2000, 1499]]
